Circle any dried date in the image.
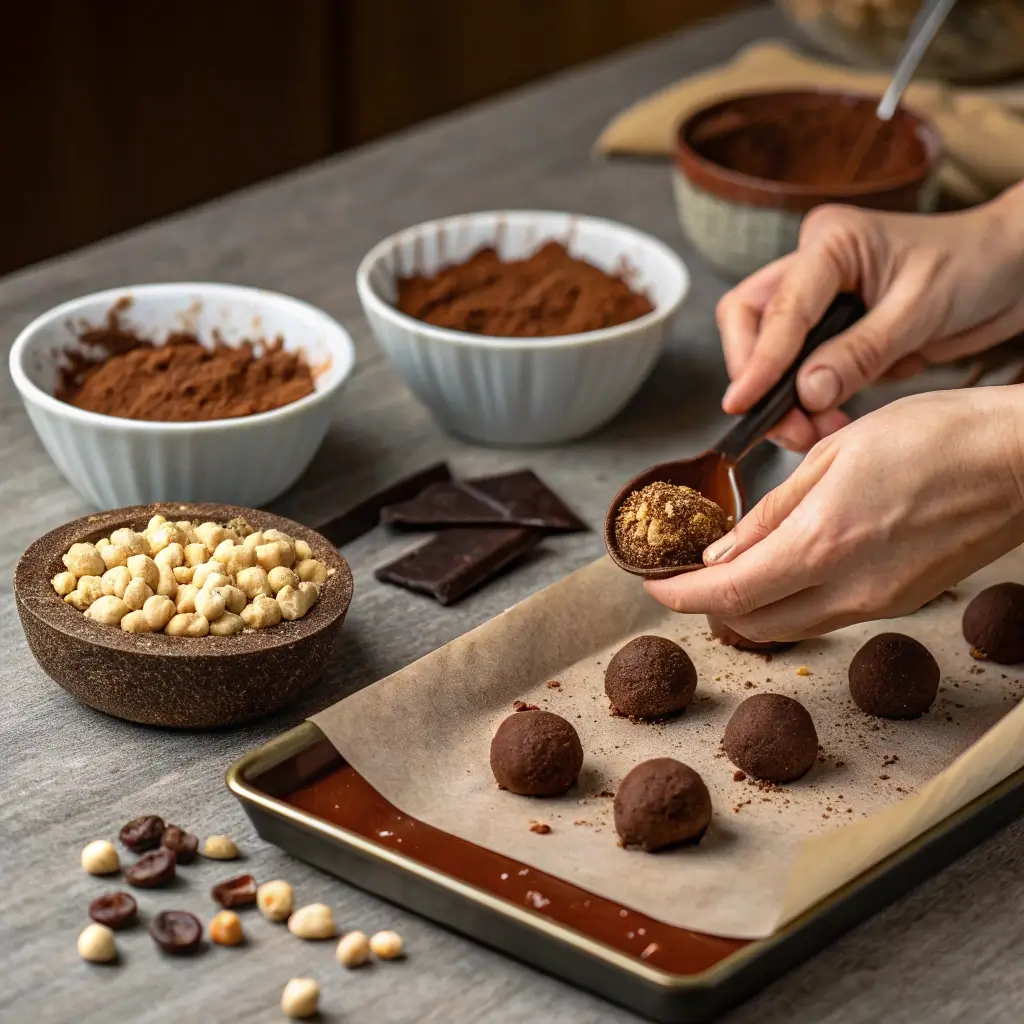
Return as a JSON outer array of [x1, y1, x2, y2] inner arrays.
[[149, 910, 202, 955], [119, 815, 165, 852], [88, 892, 138, 930], [211, 874, 257, 909], [125, 848, 176, 888], [161, 825, 198, 864]]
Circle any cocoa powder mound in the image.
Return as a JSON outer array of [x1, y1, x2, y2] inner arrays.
[[395, 241, 653, 337], [56, 310, 315, 422]]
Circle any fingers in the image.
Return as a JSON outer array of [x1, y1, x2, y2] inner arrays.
[[717, 256, 792, 384]]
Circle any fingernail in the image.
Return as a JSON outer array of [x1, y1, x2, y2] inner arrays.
[[801, 367, 841, 410], [704, 534, 734, 565]]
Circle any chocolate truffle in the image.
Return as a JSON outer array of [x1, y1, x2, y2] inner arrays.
[[707, 615, 796, 653], [962, 582, 1024, 664], [489, 710, 583, 796], [614, 758, 712, 852], [723, 693, 818, 782], [614, 482, 729, 570], [604, 635, 697, 719], [848, 632, 940, 718]]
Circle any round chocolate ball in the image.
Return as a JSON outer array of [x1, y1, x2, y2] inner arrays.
[[962, 582, 1024, 665], [706, 615, 796, 653], [613, 758, 712, 852], [604, 635, 697, 719], [848, 632, 940, 718], [489, 710, 583, 797], [723, 693, 818, 782]]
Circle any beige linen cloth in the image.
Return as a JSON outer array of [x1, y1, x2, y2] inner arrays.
[[595, 40, 1024, 205]]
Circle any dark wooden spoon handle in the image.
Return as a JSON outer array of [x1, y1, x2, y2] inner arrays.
[[713, 292, 867, 464]]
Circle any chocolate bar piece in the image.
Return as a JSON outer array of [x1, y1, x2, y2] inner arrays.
[[380, 469, 585, 532], [313, 462, 452, 547], [374, 527, 541, 605]]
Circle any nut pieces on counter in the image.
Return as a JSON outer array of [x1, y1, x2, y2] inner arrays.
[[53, 514, 333, 637], [78, 812, 408, 1018]]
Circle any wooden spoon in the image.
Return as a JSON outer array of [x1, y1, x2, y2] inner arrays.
[[604, 293, 866, 580]]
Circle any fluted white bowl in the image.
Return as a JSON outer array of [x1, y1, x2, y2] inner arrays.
[[10, 283, 355, 509], [356, 211, 690, 445]]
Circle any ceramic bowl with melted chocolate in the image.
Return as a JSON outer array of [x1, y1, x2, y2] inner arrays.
[[14, 504, 353, 728], [673, 89, 941, 278]]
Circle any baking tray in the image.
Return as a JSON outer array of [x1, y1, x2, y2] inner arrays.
[[228, 721, 1024, 1023]]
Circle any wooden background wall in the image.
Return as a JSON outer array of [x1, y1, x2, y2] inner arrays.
[[2, 0, 742, 276]]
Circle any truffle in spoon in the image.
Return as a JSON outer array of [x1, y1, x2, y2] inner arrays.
[[613, 482, 730, 572]]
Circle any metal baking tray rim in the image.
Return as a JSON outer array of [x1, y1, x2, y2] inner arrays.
[[227, 719, 1024, 991]]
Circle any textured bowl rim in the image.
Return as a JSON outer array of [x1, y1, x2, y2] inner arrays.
[[8, 282, 357, 432], [674, 88, 943, 208], [15, 503, 354, 660], [355, 209, 690, 350]]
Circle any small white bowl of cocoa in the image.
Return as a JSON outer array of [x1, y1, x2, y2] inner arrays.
[[9, 283, 355, 509], [356, 211, 690, 446]]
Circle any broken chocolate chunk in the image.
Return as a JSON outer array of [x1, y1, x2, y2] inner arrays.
[[380, 470, 584, 532], [314, 462, 452, 547], [374, 527, 541, 605]]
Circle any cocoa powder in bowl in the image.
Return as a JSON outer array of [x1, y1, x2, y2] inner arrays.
[[395, 241, 653, 337], [55, 304, 315, 422]]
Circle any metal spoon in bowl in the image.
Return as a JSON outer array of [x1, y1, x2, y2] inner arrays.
[[604, 292, 866, 579]]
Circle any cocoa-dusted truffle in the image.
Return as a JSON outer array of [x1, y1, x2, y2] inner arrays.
[[723, 693, 818, 782], [962, 583, 1024, 664], [848, 632, 939, 718], [707, 615, 796, 653], [490, 710, 583, 796], [605, 635, 697, 719], [614, 482, 729, 570], [614, 758, 712, 852]]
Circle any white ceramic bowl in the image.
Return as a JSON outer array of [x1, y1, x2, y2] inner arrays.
[[10, 283, 355, 509], [356, 211, 690, 445]]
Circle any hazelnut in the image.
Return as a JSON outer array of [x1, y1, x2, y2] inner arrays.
[[192, 561, 228, 590], [295, 559, 328, 586], [209, 910, 244, 947], [51, 571, 77, 596], [277, 582, 319, 621], [267, 566, 299, 594], [84, 595, 130, 627], [110, 528, 151, 557], [149, 524, 186, 553], [101, 566, 132, 599], [219, 585, 247, 614], [154, 542, 185, 569], [195, 522, 230, 552], [280, 979, 319, 1019], [100, 544, 130, 570], [120, 610, 152, 633], [143, 595, 176, 631], [287, 903, 336, 940], [202, 834, 239, 860], [78, 923, 117, 963], [156, 565, 178, 599], [235, 566, 272, 601], [62, 542, 105, 578], [241, 531, 265, 550], [335, 930, 370, 968], [147, 515, 167, 531], [294, 539, 313, 561], [241, 595, 282, 629], [73, 575, 105, 607], [126, 554, 160, 591], [194, 587, 227, 622], [222, 544, 256, 577], [64, 589, 93, 611], [175, 584, 199, 614], [165, 612, 210, 637], [369, 930, 404, 960], [255, 541, 294, 572], [210, 611, 244, 637], [81, 839, 120, 875], [172, 565, 194, 585], [183, 543, 210, 568], [257, 879, 293, 922], [122, 578, 154, 611]]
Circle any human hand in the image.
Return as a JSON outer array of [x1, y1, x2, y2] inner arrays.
[[645, 387, 1024, 641], [718, 185, 1024, 452]]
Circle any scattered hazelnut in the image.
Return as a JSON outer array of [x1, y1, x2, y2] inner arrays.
[[295, 559, 328, 586], [101, 566, 132, 599], [209, 910, 245, 947], [143, 595, 176, 631], [81, 839, 120, 875], [126, 554, 160, 591], [235, 566, 272, 601], [241, 595, 282, 629], [194, 587, 227, 622], [183, 543, 210, 568], [63, 542, 105, 578], [257, 879, 293, 922], [287, 903, 336, 940], [210, 611, 245, 637], [84, 595, 131, 627], [172, 565, 194, 585], [51, 571, 77, 596], [165, 612, 210, 637], [101, 544, 130, 570], [335, 930, 370, 968], [277, 582, 319, 621], [78, 923, 117, 964], [120, 610, 152, 633], [267, 566, 299, 594], [122, 577, 154, 611], [294, 539, 313, 562], [369, 929, 404, 960], [281, 978, 319, 1019], [175, 584, 199, 614], [202, 834, 240, 860], [193, 561, 228, 590]]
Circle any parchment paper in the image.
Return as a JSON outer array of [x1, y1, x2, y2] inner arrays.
[[313, 552, 1024, 940]]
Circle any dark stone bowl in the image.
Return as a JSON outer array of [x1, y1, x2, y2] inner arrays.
[[14, 503, 354, 728]]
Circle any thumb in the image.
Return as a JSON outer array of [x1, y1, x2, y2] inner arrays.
[[796, 279, 928, 412], [704, 444, 836, 566]]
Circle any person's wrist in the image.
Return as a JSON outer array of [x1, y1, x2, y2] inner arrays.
[[993, 384, 1024, 519]]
